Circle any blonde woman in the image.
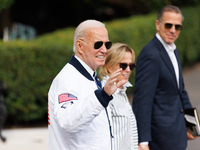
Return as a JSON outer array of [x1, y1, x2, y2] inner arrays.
[[100, 43, 138, 150]]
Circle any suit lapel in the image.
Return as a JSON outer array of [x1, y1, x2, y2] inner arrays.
[[153, 37, 178, 88]]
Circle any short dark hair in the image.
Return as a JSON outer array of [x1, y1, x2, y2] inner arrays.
[[157, 5, 184, 22]]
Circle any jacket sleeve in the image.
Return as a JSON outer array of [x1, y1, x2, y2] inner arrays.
[[175, 49, 192, 109], [180, 77, 192, 109], [49, 76, 109, 133]]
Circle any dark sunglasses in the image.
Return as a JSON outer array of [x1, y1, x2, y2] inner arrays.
[[119, 63, 136, 71], [164, 23, 183, 31], [94, 41, 112, 50]]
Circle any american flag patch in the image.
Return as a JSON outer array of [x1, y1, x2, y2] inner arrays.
[[59, 93, 78, 103]]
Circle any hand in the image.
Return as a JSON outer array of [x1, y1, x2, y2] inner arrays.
[[138, 144, 150, 150], [104, 68, 126, 96], [187, 131, 198, 140]]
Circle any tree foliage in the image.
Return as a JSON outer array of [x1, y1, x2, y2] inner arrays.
[[145, 0, 200, 11], [99, 0, 200, 14], [0, 0, 14, 11]]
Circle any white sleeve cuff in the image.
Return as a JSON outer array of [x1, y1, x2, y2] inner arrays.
[[140, 142, 149, 145]]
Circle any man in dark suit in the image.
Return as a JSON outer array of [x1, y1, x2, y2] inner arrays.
[[132, 5, 197, 150]]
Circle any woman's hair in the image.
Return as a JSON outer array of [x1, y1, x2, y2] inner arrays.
[[99, 43, 135, 79], [73, 20, 105, 53]]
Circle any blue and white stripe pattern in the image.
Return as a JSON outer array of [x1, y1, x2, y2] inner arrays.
[[102, 75, 138, 150]]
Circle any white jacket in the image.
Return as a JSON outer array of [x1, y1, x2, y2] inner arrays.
[[48, 55, 113, 150]]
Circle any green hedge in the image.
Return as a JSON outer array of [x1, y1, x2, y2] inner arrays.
[[0, 5, 200, 124], [0, 41, 72, 123]]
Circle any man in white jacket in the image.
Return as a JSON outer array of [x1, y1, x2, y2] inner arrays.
[[48, 20, 126, 150]]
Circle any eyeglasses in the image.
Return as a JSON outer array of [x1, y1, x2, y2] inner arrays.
[[119, 63, 136, 71], [164, 23, 183, 31], [94, 41, 112, 50], [80, 39, 112, 50]]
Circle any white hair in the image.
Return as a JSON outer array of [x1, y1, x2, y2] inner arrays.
[[73, 20, 105, 53]]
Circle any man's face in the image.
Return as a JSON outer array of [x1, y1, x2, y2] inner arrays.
[[77, 27, 110, 71], [156, 11, 183, 45]]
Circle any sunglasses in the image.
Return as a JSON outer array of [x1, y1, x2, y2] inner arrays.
[[94, 41, 112, 50], [119, 63, 136, 71], [80, 39, 112, 50], [164, 23, 183, 31]]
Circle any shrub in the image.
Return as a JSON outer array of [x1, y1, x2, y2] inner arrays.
[[0, 5, 199, 124]]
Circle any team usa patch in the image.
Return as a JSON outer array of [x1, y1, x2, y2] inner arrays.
[[59, 94, 77, 109], [59, 93, 78, 103]]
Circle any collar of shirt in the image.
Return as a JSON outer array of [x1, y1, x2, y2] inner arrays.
[[103, 75, 132, 94], [74, 55, 95, 78], [156, 33, 176, 53]]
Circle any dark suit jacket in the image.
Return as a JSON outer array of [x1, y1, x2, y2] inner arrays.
[[132, 36, 192, 150]]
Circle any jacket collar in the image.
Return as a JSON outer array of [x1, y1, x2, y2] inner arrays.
[[69, 55, 94, 81]]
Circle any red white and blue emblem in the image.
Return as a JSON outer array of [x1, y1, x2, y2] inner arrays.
[[59, 93, 78, 109], [59, 93, 78, 103]]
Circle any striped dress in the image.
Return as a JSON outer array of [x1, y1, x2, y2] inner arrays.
[[102, 75, 138, 150]]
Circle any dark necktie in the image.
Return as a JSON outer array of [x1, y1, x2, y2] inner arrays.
[[93, 72, 102, 89]]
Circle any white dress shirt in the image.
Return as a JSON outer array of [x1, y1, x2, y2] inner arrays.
[[156, 33, 179, 88]]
